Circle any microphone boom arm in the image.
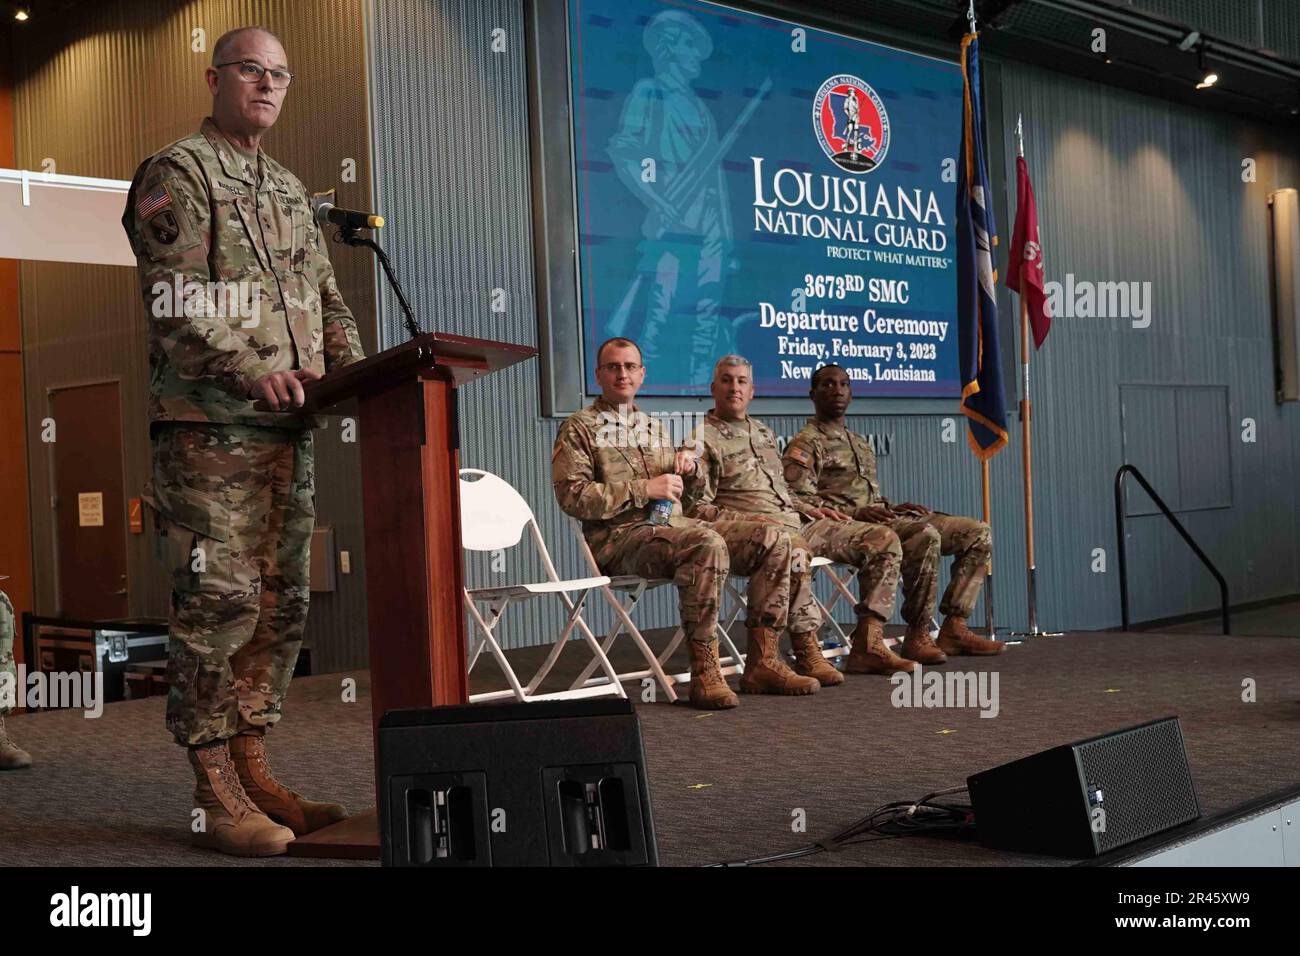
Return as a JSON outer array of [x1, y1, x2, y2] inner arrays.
[[334, 226, 422, 341]]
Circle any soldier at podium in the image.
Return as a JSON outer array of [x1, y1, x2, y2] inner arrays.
[[553, 337, 825, 710], [122, 27, 365, 856]]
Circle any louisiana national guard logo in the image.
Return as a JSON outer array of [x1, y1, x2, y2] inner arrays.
[[813, 75, 890, 174]]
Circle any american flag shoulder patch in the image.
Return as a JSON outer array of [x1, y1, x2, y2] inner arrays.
[[786, 445, 810, 466], [136, 184, 172, 221]]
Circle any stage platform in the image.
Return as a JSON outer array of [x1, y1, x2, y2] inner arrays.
[[2, 628, 1297, 867]]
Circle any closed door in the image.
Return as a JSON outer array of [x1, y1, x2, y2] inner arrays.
[[50, 381, 128, 620]]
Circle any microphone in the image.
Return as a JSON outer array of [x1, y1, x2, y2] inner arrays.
[[314, 200, 385, 231]]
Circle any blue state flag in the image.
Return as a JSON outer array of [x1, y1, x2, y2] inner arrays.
[[955, 33, 1008, 459]]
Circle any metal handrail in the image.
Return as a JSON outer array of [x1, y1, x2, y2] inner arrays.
[[1114, 464, 1230, 634]]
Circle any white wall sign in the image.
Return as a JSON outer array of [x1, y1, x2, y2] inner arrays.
[[78, 492, 105, 528]]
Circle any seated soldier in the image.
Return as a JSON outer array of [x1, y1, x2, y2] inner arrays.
[[681, 355, 911, 677], [553, 338, 821, 710], [783, 364, 1004, 661]]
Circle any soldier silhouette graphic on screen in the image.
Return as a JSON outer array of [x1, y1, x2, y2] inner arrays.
[[606, 10, 734, 389]]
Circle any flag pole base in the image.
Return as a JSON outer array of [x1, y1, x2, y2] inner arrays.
[[990, 626, 1027, 644], [982, 570, 994, 635], [1009, 566, 1063, 637]]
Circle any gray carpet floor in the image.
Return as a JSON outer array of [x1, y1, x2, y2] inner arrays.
[[2, 628, 1297, 867]]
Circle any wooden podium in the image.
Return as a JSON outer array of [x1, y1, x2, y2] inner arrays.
[[287, 332, 536, 859]]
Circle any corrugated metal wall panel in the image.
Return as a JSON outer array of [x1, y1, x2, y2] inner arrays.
[[368, 0, 581, 649], [997, 58, 1300, 630], [1176, 388, 1231, 509], [1121, 386, 1183, 512], [366, 3, 1299, 648], [1260, 0, 1300, 60], [12, 0, 376, 674]]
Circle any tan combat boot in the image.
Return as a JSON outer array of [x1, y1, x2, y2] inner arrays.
[[900, 625, 948, 665], [845, 617, 916, 675], [937, 616, 1005, 656], [686, 639, 739, 710], [189, 742, 295, 856], [789, 631, 844, 686], [0, 716, 32, 770], [739, 627, 819, 696], [230, 730, 348, 836]]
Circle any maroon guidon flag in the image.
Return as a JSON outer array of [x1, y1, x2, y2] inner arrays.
[[1005, 155, 1051, 348]]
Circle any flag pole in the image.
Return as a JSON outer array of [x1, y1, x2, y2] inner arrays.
[[969, 0, 995, 637], [964, 0, 998, 637], [1010, 116, 1062, 639], [982, 458, 994, 634]]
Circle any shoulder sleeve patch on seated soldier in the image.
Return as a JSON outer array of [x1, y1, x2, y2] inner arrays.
[[786, 445, 810, 466]]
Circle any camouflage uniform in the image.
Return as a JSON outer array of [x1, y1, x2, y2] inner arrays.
[[122, 118, 365, 746], [552, 398, 816, 641], [783, 418, 991, 624], [683, 412, 901, 622], [0, 590, 14, 717]]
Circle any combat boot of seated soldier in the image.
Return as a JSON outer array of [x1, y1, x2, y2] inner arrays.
[[682, 355, 909, 680], [783, 364, 1004, 662], [553, 338, 821, 709]]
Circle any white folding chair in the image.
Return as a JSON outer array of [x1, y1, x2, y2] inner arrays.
[[460, 468, 625, 703], [568, 519, 750, 692], [665, 575, 747, 685], [813, 562, 927, 651], [812, 559, 858, 660], [714, 556, 855, 667], [567, 520, 682, 702]]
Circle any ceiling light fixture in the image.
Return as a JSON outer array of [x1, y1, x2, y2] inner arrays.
[[1196, 46, 1218, 89], [14, 6, 30, 20]]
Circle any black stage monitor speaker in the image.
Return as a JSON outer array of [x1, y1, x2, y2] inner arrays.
[[378, 698, 657, 867], [967, 716, 1200, 858]]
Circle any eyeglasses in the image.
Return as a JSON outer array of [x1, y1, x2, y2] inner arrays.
[[599, 362, 643, 374], [215, 60, 294, 89]]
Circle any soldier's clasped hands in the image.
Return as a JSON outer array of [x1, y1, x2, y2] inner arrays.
[[251, 368, 323, 411]]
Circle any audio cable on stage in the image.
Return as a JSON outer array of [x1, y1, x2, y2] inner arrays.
[[703, 785, 975, 867]]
